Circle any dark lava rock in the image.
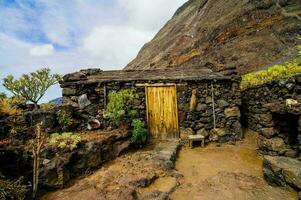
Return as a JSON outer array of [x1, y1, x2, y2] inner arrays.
[[258, 136, 286, 154], [260, 127, 279, 139], [263, 156, 301, 190]]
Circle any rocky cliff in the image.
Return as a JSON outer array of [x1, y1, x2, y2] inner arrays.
[[125, 0, 301, 74]]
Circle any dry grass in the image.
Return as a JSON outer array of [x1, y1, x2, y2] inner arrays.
[[0, 98, 22, 115]]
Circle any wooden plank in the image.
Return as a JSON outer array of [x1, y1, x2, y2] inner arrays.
[[146, 85, 179, 140], [174, 87, 178, 137]]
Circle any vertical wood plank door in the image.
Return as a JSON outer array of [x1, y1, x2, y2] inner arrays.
[[146, 85, 179, 140]]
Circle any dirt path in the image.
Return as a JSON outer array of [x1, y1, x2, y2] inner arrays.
[[41, 131, 298, 200], [41, 141, 180, 200], [171, 130, 298, 200]]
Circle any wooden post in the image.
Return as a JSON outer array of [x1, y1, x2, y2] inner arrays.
[[103, 84, 107, 109], [32, 122, 46, 199], [211, 81, 216, 129]]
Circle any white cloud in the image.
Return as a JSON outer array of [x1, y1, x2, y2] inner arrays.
[[118, 0, 187, 30], [39, 4, 74, 47], [0, 0, 188, 101], [82, 25, 154, 66], [30, 44, 54, 56], [80, 0, 187, 67]]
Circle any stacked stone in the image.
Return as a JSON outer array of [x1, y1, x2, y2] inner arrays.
[[0, 129, 130, 189], [38, 130, 130, 189], [242, 74, 301, 157], [177, 80, 242, 143], [61, 70, 147, 130]]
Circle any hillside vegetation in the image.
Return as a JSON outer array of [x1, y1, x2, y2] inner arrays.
[[241, 46, 301, 90]]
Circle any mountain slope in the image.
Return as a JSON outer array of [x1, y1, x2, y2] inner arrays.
[[125, 0, 301, 74]]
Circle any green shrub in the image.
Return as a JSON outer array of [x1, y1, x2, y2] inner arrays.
[[0, 178, 26, 200], [0, 92, 6, 100], [130, 119, 148, 147], [128, 110, 139, 119], [49, 132, 81, 151], [56, 110, 72, 130], [241, 45, 301, 90], [40, 102, 55, 110], [104, 89, 138, 126]]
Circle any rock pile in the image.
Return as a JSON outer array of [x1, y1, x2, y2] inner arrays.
[[263, 156, 301, 194]]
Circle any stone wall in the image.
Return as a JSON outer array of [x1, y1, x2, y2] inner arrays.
[[62, 81, 146, 131], [0, 130, 130, 189], [39, 130, 130, 189], [61, 69, 242, 143], [0, 105, 77, 141], [177, 81, 242, 143], [242, 75, 301, 157]]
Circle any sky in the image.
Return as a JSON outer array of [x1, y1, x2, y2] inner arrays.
[[0, 0, 187, 102]]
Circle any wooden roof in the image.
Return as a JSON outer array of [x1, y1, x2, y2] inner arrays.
[[61, 67, 239, 86]]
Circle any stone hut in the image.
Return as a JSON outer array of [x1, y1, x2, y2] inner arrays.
[[60, 67, 242, 143]]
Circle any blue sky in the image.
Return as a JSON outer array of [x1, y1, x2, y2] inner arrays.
[[0, 0, 186, 102]]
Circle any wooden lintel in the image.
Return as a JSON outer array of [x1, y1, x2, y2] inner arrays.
[[135, 83, 187, 87]]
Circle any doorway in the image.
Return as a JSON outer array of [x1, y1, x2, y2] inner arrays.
[[146, 85, 179, 140]]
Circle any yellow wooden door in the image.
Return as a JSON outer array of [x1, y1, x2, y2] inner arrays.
[[146, 85, 179, 140]]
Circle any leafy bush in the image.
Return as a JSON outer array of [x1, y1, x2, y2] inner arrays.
[[0, 92, 6, 100], [241, 46, 301, 90], [40, 102, 55, 110], [0, 96, 24, 115], [0, 178, 26, 200], [128, 110, 139, 119], [49, 132, 81, 151], [56, 110, 72, 130], [104, 89, 138, 126], [130, 119, 148, 147]]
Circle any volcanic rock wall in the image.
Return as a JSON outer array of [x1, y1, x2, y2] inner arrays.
[[177, 81, 242, 143], [61, 80, 147, 131], [242, 74, 301, 157], [0, 130, 130, 189]]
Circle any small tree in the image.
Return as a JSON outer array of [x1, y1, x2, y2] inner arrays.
[[3, 68, 61, 108], [31, 122, 47, 199]]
